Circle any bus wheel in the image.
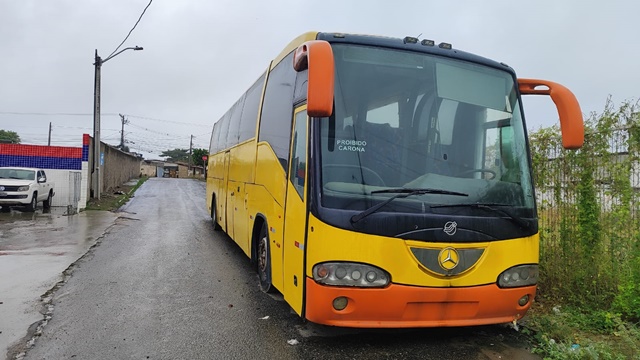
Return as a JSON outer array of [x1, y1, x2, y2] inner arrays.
[[258, 222, 273, 293], [211, 197, 221, 231]]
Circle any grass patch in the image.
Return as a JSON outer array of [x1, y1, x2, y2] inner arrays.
[[524, 300, 640, 359], [85, 177, 148, 211]]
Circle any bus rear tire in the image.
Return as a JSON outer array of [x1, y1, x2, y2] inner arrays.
[[258, 222, 274, 293], [211, 197, 221, 231]]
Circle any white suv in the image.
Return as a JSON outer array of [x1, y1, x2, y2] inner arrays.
[[0, 167, 55, 212]]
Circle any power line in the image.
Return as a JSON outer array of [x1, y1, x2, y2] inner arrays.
[[128, 122, 176, 137], [1, 111, 209, 128], [0, 111, 120, 117], [125, 114, 210, 127], [106, 0, 153, 59]]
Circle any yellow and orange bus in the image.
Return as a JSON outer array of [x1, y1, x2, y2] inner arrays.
[[206, 32, 583, 327]]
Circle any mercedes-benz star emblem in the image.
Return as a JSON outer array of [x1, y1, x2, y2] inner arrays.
[[438, 247, 460, 270]]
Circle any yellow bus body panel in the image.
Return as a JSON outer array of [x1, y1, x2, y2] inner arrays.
[[281, 180, 306, 315], [248, 142, 289, 291], [281, 106, 309, 316], [254, 142, 285, 206], [245, 184, 285, 292], [305, 215, 539, 287], [228, 139, 256, 183]]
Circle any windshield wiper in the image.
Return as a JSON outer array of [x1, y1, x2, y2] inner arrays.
[[351, 188, 468, 224], [430, 203, 530, 229]]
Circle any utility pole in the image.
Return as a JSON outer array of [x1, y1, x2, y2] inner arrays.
[[91, 45, 143, 200], [93, 49, 102, 200], [47, 122, 52, 146], [119, 113, 129, 150], [188, 135, 193, 177]]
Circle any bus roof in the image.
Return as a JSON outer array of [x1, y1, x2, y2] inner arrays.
[[272, 32, 514, 75]]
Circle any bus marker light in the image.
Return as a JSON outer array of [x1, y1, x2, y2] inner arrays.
[[333, 297, 348, 311], [403, 36, 419, 44], [316, 265, 329, 279]]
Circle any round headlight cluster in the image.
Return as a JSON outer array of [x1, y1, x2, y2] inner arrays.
[[312, 262, 390, 287], [498, 265, 538, 288]]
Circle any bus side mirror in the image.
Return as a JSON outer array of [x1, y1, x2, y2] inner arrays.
[[518, 78, 584, 149], [293, 40, 335, 117]]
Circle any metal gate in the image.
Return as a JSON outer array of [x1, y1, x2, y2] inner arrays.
[[68, 171, 82, 214]]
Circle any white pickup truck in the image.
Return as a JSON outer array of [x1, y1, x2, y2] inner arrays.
[[0, 167, 55, 212]]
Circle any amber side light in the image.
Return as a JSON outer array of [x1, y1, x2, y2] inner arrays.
[[293, 40, 335, 117], [518, 78, 584, 149]]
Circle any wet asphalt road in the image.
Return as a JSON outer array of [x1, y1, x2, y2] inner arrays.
[[15, 178, 539, 360]]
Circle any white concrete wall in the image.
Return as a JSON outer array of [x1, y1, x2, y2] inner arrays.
[[44, 165, 88, 210]]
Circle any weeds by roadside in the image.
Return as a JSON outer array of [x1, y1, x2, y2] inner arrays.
[[524, 300, 640, 359], [529, 99, 640, 359], [85, 177, 148, 211]]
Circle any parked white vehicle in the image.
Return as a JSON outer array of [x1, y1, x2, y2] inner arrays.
[[0, 167, 55, 212]]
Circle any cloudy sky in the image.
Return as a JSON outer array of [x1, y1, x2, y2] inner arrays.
[[1, 0, 638, 159]]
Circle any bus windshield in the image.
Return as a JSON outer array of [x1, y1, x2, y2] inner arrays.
[[320, 44, 534, 216]]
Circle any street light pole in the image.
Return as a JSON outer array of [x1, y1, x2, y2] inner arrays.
[[92, 50, 102, 200], [92, 46, 143, 200]]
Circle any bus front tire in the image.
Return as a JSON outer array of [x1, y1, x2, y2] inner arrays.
[[211, 197, 221, 231], [258, 222, 274, 293]]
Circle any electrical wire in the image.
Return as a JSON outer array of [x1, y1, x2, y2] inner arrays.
[[106, 0, 153, 59], [125, 114, 210, 127], [0, 111, 119, 117]]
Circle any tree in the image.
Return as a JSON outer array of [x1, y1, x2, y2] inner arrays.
[[160, 148, 189, 162], [0, 130, 21, 144], [192, 148, 208, 167]]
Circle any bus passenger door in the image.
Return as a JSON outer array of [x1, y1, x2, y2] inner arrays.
[[283, 107, 309, 315]]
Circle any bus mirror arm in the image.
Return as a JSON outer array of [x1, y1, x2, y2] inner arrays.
[[293, 40, 335, 117], [518, 78, 584, 150]]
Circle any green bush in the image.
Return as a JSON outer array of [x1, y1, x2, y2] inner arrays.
[[531, 99, 640, 314]]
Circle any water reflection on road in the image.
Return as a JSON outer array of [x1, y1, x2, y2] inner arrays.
[[0, 208, 118, 359]]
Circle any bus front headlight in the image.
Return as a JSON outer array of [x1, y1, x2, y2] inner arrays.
[[312, 262, 390, 288], [498, 264, 538, 288]]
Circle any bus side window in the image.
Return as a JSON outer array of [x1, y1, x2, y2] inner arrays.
[[290, 110, 308, 199]]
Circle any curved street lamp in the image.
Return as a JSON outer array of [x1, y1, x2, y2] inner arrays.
[[92, 46, 143, 200]]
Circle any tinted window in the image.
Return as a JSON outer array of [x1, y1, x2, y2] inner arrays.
[[239, 73, 265, 143], [210, 122, 218, 153], [218, 112, 231, 151], [259, 52, 296, 171], [290, 110, 308, 199], [227, 95, 245, 147], [294, 69, 308, 105]]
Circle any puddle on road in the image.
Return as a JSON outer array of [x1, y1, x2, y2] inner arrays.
[[0, 208, 117, 252], [0, 208, 119, 358]]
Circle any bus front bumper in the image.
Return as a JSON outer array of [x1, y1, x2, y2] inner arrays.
[[305, 278, 536, 328]]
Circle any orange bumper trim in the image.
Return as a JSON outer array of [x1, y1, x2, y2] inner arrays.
[[305, 278, 536, 328]]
